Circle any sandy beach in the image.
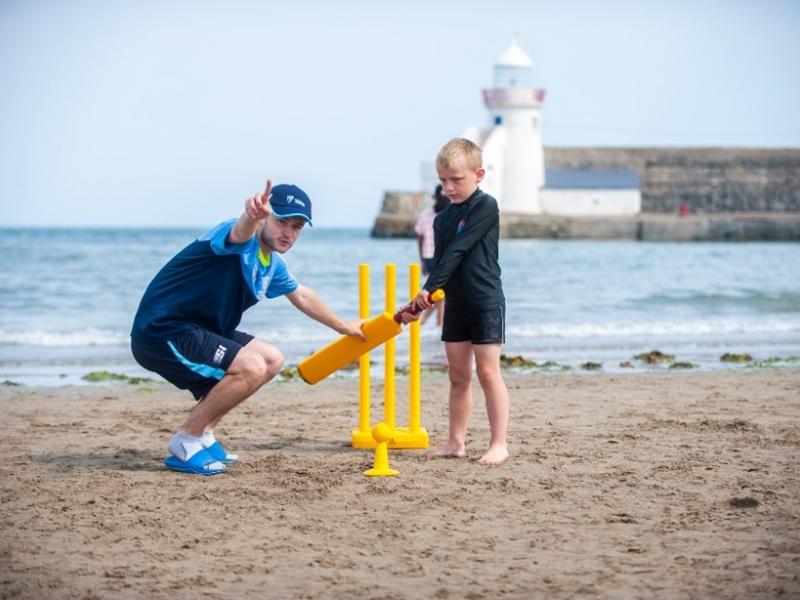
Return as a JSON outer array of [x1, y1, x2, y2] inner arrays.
[[1, 369, 798, 599]]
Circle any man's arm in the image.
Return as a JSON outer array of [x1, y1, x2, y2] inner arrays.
[[286, 285, 366, 339], [228, 180, 272, 245]]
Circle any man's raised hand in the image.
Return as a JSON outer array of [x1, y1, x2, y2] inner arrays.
[[245, 180, 273, 221]]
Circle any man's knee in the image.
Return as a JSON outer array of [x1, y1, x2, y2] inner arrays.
[[233, 349, 271, 387], [262, 347, 284, 379]]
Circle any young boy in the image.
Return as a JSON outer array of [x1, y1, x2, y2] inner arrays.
[[404, 138, 510, 465], [131, 180, 364, 475]]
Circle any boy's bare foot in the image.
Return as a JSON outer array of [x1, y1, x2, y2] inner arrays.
[[425, 442, 466, 459], [477, 444, 509, 466]]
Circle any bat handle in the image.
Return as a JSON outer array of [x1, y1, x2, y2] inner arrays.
[[393, 289, 445, 323]]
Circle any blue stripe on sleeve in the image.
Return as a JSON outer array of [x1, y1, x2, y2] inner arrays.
[[167, 341, 226, 380]]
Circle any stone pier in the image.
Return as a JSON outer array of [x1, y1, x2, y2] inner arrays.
[[371, 147, 800, 241]]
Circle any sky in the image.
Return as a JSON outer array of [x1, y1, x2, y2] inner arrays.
[[1, 0, 798, 228]]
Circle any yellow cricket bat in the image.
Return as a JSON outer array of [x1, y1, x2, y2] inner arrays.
[[297, 289, 445, 384]]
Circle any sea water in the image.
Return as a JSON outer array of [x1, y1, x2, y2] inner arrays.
[[1, 227, 798, 386]]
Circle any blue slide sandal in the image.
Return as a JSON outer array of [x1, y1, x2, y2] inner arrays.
[[164, 448, 227, 475], [204, 441, 239, 464]]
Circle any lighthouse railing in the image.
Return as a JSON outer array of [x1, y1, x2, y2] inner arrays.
[[482, 88, 546, 107]]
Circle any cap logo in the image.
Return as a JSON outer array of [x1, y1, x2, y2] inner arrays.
[[285, 195, 306, 208]]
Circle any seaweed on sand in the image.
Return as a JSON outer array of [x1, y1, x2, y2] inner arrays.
[[634, 350, 675, 364], [82, 371, 154, 385]]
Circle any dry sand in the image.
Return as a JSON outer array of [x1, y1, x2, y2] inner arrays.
[[1, 369, 798, 599]]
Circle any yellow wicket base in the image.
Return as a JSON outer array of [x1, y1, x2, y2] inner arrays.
[[364, 423, 399, 477], [363, 445, 398, 477], [352, 426, 429, 449]]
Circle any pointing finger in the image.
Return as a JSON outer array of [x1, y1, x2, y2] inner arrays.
[[262, 179, 272, 208]]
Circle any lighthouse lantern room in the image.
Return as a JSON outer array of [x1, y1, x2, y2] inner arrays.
[[470, 38, 546, 214]]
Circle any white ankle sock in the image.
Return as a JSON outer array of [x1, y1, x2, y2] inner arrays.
[[200, 428, 216, 448], [168, 432, 205, 462], [201, 429, 239, 461]]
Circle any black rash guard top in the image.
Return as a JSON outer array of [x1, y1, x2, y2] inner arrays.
[[422, 188, 504, 308]]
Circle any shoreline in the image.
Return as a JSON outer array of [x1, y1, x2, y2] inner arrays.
[[2, 352, 798, 389], [1, 369, 798, 598]]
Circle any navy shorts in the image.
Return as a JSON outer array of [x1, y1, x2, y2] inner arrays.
[[441, 301, 505, 345], [131, 328, 254, 400], [422, 258, 435, 274]]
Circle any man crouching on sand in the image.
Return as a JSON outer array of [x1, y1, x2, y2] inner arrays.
[[130, 180, 364, 475]]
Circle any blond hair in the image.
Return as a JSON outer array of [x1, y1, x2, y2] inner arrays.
[[436, 138, 483, 170]]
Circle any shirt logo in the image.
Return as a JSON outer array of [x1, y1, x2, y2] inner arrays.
[[213, 344, 227, 365], [456, 219, 466, 234]]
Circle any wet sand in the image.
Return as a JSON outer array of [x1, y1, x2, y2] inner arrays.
[[1, 369, 798, 599]]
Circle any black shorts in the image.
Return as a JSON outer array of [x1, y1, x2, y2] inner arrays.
[[131, 328, 254, 400], [441, 301, 505, 345]]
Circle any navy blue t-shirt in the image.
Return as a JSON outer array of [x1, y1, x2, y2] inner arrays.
[[131, 220, 298, 343]]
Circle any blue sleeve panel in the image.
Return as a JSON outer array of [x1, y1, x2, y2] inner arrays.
[[202, 219, 251, 255], [131, 220, 299, 342]]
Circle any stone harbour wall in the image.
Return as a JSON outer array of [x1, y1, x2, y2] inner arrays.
[[371, 191, 427, 238], [499, 212, 800, 241], [371, 147, 800, 240], [545, 147, 800, 213]]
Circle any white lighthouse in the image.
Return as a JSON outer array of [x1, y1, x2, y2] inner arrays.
[[465, 38, 546, 214], [414, 38, 640, 220]]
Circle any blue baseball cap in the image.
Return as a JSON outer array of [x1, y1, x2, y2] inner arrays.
[[269, 184, 313, 226]]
